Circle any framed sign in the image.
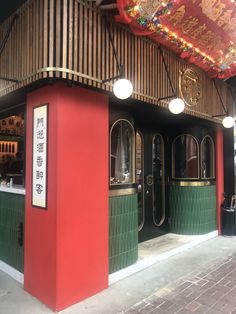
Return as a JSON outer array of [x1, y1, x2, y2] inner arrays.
[[32, 104, 48, 208]]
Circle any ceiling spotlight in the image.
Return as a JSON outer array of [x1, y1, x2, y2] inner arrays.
[[168, 98, 185, 114], [222, 116, 234, 128]]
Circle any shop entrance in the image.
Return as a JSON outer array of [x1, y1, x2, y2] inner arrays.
[[136, 130, 169, 242]]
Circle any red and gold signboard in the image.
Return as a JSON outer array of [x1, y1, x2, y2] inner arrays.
[[116, 0, 236, 79]]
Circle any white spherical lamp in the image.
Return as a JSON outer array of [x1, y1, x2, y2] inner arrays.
[[113, 78, 133, 99], [222, 116, 234, 128], [168, 98, 185, 114]]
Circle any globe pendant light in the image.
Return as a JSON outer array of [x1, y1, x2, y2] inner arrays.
[[113, 78, 133, 99], [222, 116, 234, 128], [168, 98, 185, 114]]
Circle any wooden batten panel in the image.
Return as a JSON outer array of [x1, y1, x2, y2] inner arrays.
[[0, 0, 233, 122]]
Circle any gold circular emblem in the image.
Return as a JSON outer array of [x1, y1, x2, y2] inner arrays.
[[179, 69, 201, 107]]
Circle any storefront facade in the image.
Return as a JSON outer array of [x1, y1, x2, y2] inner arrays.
[[0, 0, 233, 311]]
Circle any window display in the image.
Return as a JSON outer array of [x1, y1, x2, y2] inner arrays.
[[0, 113, 25, 187]]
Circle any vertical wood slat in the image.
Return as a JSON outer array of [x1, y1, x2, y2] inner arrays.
[[73, 0, 78, 81], [62, 0, 68, 79], [68, 0, 73, 81], [78, 0, 83, 83], [55, 0, 61, 78], [49, 0, 54, 77], [43, 0, 48, 79]]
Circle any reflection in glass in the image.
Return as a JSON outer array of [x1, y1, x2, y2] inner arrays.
[[153, 135, 165, 226], [110, 120, 134, 185], [201, 136, 215, 178], [173, 134, 198, 179], [136, 132, 144, 230]]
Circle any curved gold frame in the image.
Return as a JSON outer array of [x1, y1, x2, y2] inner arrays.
[[136, 131, 145, 232], [152, 133, 166, 227], [172, 134, 200, 180], [109, 119, 135, 187], [200, 135, 215, 180]]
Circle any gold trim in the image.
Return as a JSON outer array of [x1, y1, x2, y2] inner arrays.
[[109, 188, 137, 197], [168, 181, 215, 187]]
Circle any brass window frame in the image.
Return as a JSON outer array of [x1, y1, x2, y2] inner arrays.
[[152, 133, 166, 227], [172, 134, 200, 180], [136, 131, 145, 231], [109, 119, 135, 187], [200, 135, 215, 179]]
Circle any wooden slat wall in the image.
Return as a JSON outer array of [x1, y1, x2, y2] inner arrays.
[[0, 0, 233, 122]]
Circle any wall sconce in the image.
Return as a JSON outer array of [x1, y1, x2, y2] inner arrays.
[[212, 79, 235, 128], [102, 16, 133, 99], [158, 47, 185, 114]]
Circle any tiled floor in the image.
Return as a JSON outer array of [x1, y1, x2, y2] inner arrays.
[[122, 253, 236, 314]]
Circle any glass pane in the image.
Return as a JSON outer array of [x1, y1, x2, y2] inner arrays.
[[0, 113, 25, 186], [201, 136, 214, 178], [153, 134, 164, 225], [173, 135, 198, 179], [136, 132, 144, 230], [110, 120, 133, 185]]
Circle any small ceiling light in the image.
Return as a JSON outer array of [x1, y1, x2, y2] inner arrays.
[[222, 116, 234, 128], [168, 98, 185, 114], [113, 78, 133, 99]]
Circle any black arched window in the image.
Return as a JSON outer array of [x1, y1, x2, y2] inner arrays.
[[201, 136, 215, 179], [172, 134, 199, 179], [110, 120, 134, 185]]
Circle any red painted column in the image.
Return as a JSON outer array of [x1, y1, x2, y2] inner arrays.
[[216, 127, 224, 235], [24, 83, 109, 311]]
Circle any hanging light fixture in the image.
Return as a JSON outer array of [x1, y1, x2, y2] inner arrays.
[[168, 98, 185, 114], [102, 16, 133, 100], [212, 79, 234, 128], [158, 47, 185, 114], [222, 116, 235, 128], [113, 78, 133, 99]]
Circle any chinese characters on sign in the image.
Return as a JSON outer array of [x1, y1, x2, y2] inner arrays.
[[32, 105, 48, 208]]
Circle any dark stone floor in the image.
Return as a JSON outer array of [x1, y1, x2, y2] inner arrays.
[[123, 253, 236, 314]]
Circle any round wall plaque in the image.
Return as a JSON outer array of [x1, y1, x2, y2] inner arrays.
[[179, 69, 201, 107]]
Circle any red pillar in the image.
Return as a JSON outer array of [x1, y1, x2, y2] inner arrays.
[[216, 127, 224, 235], [24, 83, 109, 311]]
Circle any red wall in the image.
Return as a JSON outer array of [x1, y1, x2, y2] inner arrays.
[[216, 127, 224, 235], [24, 83, 109, 311]]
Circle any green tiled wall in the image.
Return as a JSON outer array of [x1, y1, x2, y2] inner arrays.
[[109, 193, 138, 274], [0, 192, 25, 272], [169, 185, 216, 235]]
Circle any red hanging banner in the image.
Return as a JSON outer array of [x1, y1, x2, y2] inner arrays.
[[116, 0, 236, 79]]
